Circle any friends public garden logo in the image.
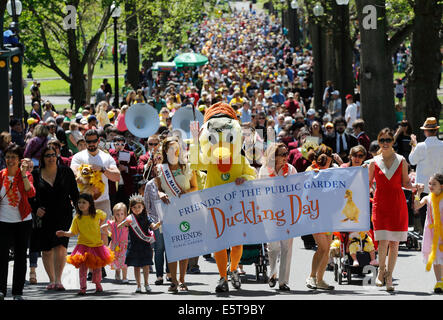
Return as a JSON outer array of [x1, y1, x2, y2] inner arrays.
[[170, 220, 203, 248]]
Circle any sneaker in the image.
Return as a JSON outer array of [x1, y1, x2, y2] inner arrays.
[[13, 295, 24, 300], [189, 267, 201, 274], [77, 288, 87, 295], [154, 278, 164, 285], [306, 277, 317, 289], [121, 279, 129, 284], [215, 277, 229, 293], [268, 276, 277, 288], [135, 287, 142, 294], [434, 282, 443, 294], [316, 279, 334, 290], [145, 284, 152, 293], [230, 270, 241, 289], [279, 284, 291, 291]]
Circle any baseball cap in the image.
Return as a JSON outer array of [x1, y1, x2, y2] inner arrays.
[[307, 109, 316, 116]]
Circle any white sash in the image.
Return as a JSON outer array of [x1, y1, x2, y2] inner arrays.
[[160, 163, 183, 197], [128, 214, 156, 244]]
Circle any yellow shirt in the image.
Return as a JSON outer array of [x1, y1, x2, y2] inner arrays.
[[69, 210, 106, 247], [229, 97, 244, 106]]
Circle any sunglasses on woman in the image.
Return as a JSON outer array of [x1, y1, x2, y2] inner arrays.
[[44, 153, 57, 158], [352, 153, 365, 159], [379, 138, 393, 144]]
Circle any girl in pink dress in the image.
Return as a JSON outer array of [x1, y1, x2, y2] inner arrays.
[[368, 128, 415, 292], [102, 202, 129, 283], [415, 173, 443, 293]]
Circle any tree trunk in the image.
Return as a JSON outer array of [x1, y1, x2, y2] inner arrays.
[[309, 21, 324, 111], [405, 0, 442, 139], [333, 3, 354, 114], [86, 41, 99, 106], [126, 0, 140, 90], [356, 0, 396, 140]]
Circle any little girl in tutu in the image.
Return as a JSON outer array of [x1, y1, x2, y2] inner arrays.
[[101, 202, 129, 283], [415, 173, 443, 293], [56, 193, 114, 295]]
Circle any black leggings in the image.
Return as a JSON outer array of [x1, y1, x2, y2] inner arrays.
[[0, 220, 32, 296]]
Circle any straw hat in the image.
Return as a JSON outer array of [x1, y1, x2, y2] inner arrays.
[[420, 117, 440, 130]]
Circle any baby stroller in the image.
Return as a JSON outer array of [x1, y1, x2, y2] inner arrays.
[[228, 244, 269, 282], [332, 232, 378, 285]]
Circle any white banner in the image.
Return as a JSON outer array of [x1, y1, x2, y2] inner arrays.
[[155, 167, 370, 262]]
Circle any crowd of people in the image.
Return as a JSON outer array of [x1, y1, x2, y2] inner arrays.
[[0, 5, 442, 300]]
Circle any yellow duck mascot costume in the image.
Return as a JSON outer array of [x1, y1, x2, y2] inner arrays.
[[190, 102, 256, 293]]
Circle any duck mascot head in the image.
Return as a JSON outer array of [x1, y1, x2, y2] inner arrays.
[[190, 101, 256, 292]]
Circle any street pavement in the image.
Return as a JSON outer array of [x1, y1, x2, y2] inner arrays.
[[5, 236, 443, 301]]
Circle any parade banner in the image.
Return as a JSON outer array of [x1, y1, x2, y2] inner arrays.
[[155, 167, 370, 262]]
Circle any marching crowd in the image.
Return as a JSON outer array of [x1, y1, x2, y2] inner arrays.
[[0, 6, 442, 300]]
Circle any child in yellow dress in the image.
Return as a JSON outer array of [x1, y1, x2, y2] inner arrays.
[[56, 193, 114, 295]]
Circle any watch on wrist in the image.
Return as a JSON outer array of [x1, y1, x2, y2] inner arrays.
[[100, 167, 105, 173]]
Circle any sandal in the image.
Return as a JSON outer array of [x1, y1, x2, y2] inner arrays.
[[55, 284, 66, 291], [29, 272, 37, 285], [385, 271, 394, 292], [375, 268, 385, 287], [168, 283, 178, 293], [179, 283, 188, 291], [46, 283, 56, 290]]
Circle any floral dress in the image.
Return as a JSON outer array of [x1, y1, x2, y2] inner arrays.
[[108, 220, 129, 270]]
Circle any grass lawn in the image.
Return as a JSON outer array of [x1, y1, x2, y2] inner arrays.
[[28, 58, 125, 80], [37, 76, 125, 96], [27, 58, 126, 96]]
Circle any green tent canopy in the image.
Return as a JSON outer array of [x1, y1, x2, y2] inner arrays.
[[173, 52, 208, 68]]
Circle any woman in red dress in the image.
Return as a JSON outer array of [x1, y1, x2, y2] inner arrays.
[[368, 128, 414, 291]]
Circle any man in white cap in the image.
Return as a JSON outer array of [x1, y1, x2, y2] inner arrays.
[[327, 90, 342, 119], [306, 108, 317, 127], [409, 117, 443, 233]]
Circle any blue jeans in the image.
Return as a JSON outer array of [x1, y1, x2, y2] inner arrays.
[[29, 251, 39, 268], [153, 229, 169, 278]]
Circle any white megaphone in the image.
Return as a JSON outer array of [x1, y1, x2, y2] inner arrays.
[[171, 105, 204, 140], [125, 103, 160, 138]]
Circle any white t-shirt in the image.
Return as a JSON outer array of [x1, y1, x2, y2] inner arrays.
[[0, 180, 32, 223], [345, 103, 357, 128], [70, 150, 117, 202]]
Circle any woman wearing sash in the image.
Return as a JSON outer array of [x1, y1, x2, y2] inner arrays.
[[368, 128, 414, 292], [258, 143, 297, 291], [155, 137, 198, 293]]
